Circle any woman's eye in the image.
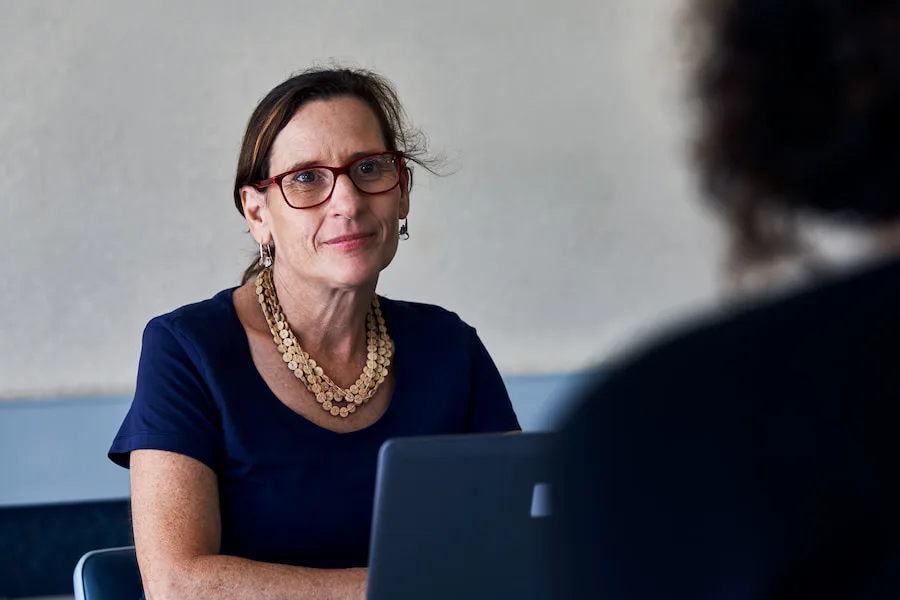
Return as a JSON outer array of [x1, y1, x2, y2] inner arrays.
[[356, 160, 377, 175], [294, 170, 319, 184]]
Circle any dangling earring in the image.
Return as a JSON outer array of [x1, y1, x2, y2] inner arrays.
[[258, 242, 274, 268], [399, 218, 409, 241]]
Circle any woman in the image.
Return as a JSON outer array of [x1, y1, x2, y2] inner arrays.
[[554, 1, 900, 598], [109, 67, 520, 600]]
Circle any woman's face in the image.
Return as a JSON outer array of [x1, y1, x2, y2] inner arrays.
[[242, 96, 409, 291]]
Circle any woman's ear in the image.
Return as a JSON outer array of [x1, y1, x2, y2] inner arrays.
[[241, 185, 272, 244], [399, 168, 411, 220]]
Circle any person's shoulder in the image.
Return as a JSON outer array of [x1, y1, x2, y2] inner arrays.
[[379, 296, 473, 334], [377, 296, 482, 362], [144, 287, 239, 345], [579, 255, 900, 408], [662, 254, 900, 361]]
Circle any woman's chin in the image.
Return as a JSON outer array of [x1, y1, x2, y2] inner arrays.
[[330, 251, 395, 286], [322, 265, 383, 290], [308, 249, 393, 290]]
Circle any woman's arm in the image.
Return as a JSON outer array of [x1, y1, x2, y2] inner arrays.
[[464, 327, 521, 433], [131, 449, 366, 600]]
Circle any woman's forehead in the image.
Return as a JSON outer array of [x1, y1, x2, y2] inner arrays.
[[269, 97, 385, 172]]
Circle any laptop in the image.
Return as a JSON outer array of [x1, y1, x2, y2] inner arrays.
[[366, 432, 553, 600]]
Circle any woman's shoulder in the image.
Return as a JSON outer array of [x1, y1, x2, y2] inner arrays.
[[378, 296, 475, 337], [144, 287, 240, 346]]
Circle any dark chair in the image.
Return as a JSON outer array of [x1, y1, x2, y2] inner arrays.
[[73, 545, 142, 600]]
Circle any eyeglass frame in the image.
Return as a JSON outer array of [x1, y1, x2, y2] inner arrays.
[[252, 150, 408, 210]]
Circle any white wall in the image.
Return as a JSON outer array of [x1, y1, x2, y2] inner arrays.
[[0, 0, 719, 399]]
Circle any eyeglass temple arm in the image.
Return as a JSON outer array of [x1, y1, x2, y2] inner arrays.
[[253, 178, 276, 189]]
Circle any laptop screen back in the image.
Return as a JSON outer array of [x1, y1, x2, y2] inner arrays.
[[367, 433, 553, 600]]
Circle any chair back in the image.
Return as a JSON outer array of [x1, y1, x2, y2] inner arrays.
[[73, 545, 142, 600]]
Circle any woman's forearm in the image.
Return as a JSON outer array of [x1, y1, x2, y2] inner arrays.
[[146, 554, 366, 600]]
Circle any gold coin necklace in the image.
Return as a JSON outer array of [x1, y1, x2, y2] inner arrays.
[[255, 266, 393, 418]]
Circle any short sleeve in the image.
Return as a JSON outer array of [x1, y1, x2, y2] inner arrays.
[[108, 317, 224, 471], [465, 327, 521, 433]]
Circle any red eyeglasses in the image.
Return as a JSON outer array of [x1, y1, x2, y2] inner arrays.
[[253, 150, 406, 209]]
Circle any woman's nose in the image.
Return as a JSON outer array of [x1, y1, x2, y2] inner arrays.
[[327, 174, 365, 218]]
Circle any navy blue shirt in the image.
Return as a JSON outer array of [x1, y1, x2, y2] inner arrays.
[[109, 289, 519, 569]]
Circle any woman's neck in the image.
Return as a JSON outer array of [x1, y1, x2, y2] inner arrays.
[[269, 264, 376, 365]]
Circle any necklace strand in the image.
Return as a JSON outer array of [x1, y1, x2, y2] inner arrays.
[[255, 267, 393, 418]]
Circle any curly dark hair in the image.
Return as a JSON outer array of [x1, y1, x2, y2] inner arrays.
[[691, 0, 900, 270]]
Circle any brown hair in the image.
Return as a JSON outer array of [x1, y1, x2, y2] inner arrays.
[[689, 0, 900, 277], [233, 67, 434, 284]]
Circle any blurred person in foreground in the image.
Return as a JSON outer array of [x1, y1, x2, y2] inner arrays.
[[108, 67, 519, 600], [553, 0, 900, 598]]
